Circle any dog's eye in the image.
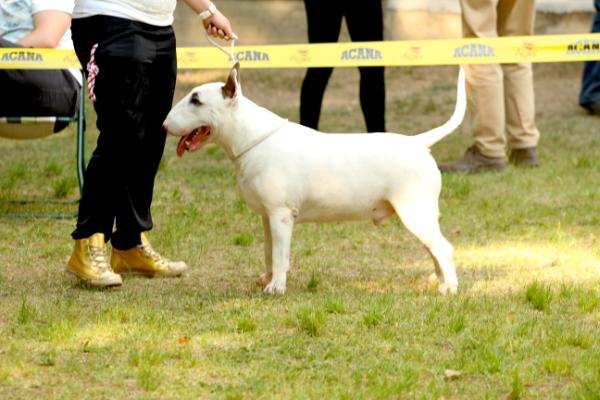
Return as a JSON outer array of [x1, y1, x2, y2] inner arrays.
[[190, 93, 203, 106]]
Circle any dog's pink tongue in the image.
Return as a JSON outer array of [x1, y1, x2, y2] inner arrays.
[[176, 134, 192, 157]]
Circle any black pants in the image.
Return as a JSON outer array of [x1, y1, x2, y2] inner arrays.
[[300, 0, 385, 132], [70, 16, 177, 250], [0, 38, 79, 118]]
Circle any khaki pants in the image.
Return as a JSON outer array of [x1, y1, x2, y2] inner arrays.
[[459, 0, 540, 158]]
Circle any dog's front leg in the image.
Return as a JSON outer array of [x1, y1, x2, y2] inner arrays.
[[258, 215, 273, 286], [263, 209, 294, 294]]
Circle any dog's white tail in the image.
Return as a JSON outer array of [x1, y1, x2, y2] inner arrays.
[[413, 67, 466, 148]]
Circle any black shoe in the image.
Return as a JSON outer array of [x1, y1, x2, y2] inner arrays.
[[438, 146, 506, 173], [582, 101, 600, 115], [509, 147, 539, 167]]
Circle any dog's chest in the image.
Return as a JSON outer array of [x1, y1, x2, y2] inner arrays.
[[237, 183, 265, 213]]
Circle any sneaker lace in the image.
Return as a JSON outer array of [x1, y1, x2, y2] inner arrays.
[[139, 244, 170, 266], [88, 245, 111, 272]]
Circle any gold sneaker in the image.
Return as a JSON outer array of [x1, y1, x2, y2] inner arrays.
[[66, 233, 123, 287], [111, 233, 188, 278]]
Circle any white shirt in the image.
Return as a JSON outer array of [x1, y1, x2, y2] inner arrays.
[[73, 0, 178, 26]]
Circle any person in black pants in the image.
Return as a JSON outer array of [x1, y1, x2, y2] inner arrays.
[[300, 0, 386, 133], [66, 1, 236, 287], [70, 16, 177, 251]]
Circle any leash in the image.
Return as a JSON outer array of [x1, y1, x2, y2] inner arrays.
[[205, 31, 238, 63], [206, 30, 283, 161], [232, 119, 288, 161]]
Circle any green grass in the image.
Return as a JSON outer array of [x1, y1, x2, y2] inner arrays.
[[1, 63, 600, 399], [525, 281, 553, 312]]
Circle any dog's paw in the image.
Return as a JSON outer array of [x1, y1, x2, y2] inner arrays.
[[438, 282, 458, 295], [257, 272, 273, 287], [263, 280, 286, 295]]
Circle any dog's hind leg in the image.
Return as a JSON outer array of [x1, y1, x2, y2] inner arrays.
[[258, 215, 273, 286], [263, 209, 294, 294], [391, 200, 458, 294]]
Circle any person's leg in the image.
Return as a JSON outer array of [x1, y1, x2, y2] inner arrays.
[[71, 16, 126, 242], [579, 0, 600, 112], [64, 18, 122, 287], [498, 0, 540, 157], [111, 24, 177, 249], [438, 0, 507, 172], [299, 0, 343, 130], [460, 0, 506, 158], [344, 1, 386, 132], [0, 38, 79, 117]]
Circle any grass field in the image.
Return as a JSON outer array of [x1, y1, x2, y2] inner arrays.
[[1, 63, 599, 399]]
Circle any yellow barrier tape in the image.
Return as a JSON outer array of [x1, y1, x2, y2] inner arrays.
[[1, 33, 599, 70]]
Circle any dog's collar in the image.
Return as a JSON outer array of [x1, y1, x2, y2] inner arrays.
[[232, 119, 288, 161]]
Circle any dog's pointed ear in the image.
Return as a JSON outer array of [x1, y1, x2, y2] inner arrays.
[[222, 62, 241, 100]]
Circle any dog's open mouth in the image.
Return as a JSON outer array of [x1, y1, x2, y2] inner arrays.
[[176, 126, 211, 157]]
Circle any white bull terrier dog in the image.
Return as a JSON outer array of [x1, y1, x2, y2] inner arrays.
[[164, 63, 466, 295]]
